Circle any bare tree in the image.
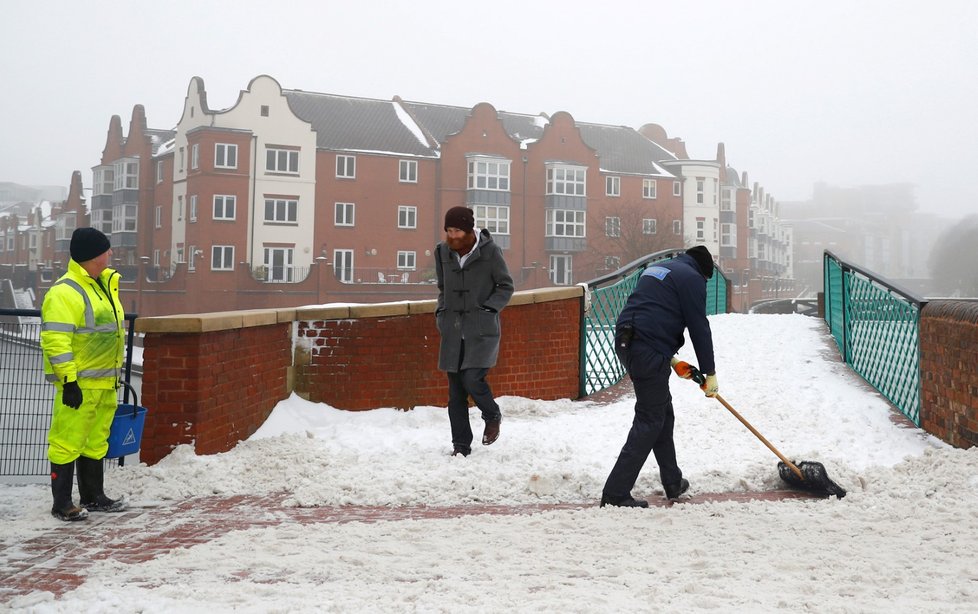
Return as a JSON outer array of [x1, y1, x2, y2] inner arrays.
[[929, 214, 978, 297], [581, 203, 682, 278]]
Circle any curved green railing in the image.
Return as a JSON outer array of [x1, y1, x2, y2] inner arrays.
[[823, 250, 924, 425], [581, 250, 728, 396]]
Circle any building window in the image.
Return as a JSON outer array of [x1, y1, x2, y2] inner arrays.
[[335, 202, 355, 226], [545, 209, 586, 237], [189, 195, 198, 222], [333, 249, 354, 283], [673, 181, 681, 196], [643, 179, 657, 199], [153, 249, 160, 267], [264, 198, 298, 223], [266, 148, 299, 174], [721, 188, 732, 211], [397, 251, 416, 270], [714, 218, 719, 241], [177, 195, 183, 220], [113, 159, 138, 190], [215, 143, 238, 169], [111, 204, 137, 232], [696, 217, 705, 241], [696, 179, 705, 204], [156, 161, 164, 184], [155, 205, 162, 229], [398, 205, 417, 229], [605, 216, 621, 237], [260, 105, 269, 117], [191, 143, 199, 170], [178, 148, 185, 172], [214, 195, 236, 220], [188, 244, 198, 272], [263, 247, 295, 282], [91, 209, 112, 235], [714, 179, 719, 205], [467, 158, 510, 191], [721, 223, 737, 247], [546, 166, 586, 196], [643, 218, 657, 235], [399, 160, 417, 183], [550, 254, 573, 285], [93, 167, 114, 196], [211, 245, 235, 271], [604, 256, 621, 270], [336, 155, 356, 179], [605, 176, 620, 197], [474, 205, 509, 235], [673, 220, 682, 235]]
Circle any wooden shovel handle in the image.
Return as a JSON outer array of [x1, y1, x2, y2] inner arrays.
[[714, 394, 805, 481]]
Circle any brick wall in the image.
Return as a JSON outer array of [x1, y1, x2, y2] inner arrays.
[[919, 300, 978, 449], [135, 287, 584, 464]]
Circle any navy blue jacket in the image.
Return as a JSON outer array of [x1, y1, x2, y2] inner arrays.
[[616, 253, 716, 375]]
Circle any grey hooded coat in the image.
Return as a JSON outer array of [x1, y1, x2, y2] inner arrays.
[[435, 229, 514, 372]]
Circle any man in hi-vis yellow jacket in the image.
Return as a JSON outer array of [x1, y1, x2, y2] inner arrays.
[[41, 227, 127, 521]]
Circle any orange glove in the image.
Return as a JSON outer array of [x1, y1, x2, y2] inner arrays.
[[670, 356, 694, 379]]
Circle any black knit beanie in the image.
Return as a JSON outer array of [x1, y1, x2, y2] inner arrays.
[[444, 206, 475, 232], [685, 245, 714, 279], [70, 227, 111, 263]]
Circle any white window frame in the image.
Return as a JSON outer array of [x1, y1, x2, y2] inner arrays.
[[399, 159, 417, 183], [604, 256, 621, 270], [643, 179, 657, 199], [696, 179, 705, 204], [546, 165, 586, 196], [549, 254, 573, 285], [333, 249, 354, 283], [188, 244, 198, 272], [673, 220, 682, 235], [467, 158, 510, 191], [721, 188, 733, 212], [189, 195, 198, 222], [156, 160, 164, 184], [673, 181, 681, 196], [191, 143, 199, 170], [93, 166, 114, 196], [91, 209, 111, 235], [215, 143, 238, 169], [642, 218, 657, 235], [155, 205, 162, 229], [266, 148, 299, 174], [397, 250, 416, 270], [474, 205, 510, 235], [113, 159, 139, 190], [263, 247, 295, 282], [335, 202, 355, 226], [605, 216, 621, 237], [545, 209, 586, 237], [264, 198, 298, 223], [397, 205, 417, 229], [153, 249, 160, 267], [213, 195, 236, 220], [211, 245, 235, 271], [721, 223, 737, 247], [605, 176, 620, 197], [111, 204, 137, 232], [696, 217, 705, 241], [177, 195, 184, 221], [336, 154, 356, 179]]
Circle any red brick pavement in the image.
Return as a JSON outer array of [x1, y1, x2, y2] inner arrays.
[[0, 489, 819, 602]]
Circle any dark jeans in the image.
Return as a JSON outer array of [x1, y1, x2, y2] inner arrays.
[[603, 343, 682, 499], [447, 341, 501, 452]]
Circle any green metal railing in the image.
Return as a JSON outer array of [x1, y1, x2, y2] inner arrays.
[[581, 250, 728, 396], [823, 251, 924, 425]]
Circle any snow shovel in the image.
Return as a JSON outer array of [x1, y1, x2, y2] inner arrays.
[[687, 368, 846, 498]]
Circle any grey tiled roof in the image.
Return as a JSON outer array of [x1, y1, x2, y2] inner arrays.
[[398, 101, 547, 147], [146, 129, 177, 156], [576, 123, 678, 176], [284, 91, 437, 157]]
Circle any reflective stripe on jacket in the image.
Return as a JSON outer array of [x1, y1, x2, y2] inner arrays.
[[41, 260, 124, 389]]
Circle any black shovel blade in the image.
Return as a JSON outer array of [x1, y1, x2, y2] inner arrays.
[[778, 461, 847, 499]]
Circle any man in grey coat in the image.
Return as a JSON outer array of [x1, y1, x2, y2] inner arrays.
[[435, 206, 514, 457]]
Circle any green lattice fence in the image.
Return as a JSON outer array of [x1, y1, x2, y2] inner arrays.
[[822, 251, 924, 425], [582, 251, 728, 396]]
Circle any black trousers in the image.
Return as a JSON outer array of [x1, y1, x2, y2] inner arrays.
[[447, 341, 501, 452], [603, 344, 682, 499]]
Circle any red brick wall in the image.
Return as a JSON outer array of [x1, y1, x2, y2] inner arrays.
[[139, 322, 292, 464], [920, 300, 978, 449], [135, 288, 583, 464]]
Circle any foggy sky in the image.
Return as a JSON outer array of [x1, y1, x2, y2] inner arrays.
[[3, 0, 977, 218]]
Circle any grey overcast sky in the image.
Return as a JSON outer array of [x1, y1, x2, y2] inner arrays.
[[3, 0, 977, 217]]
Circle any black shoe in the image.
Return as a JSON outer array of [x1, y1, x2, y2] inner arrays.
[[663, 479, 690, 500], [451, 446, 470, 457], [51, 504, 89, 522], [81, 494, 128, 513], [600, 494, 649, 508], [482, 419, 501, 446]]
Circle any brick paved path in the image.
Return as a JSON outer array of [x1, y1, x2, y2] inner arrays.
[[0, 489, 818, 602]]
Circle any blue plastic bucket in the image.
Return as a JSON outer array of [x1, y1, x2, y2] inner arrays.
[[106, 382, 147, 458]]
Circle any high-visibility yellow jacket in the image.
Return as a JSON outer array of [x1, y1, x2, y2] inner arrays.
[[41, 260, 125, 389]]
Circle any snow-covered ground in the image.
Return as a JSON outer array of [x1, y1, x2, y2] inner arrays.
[[4, 313, 977, 613]]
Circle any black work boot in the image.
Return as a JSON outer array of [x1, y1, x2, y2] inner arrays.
[[50, 462, 88, 521], [600, 493, 649, 508], [76, 456, 127, 513], [663, 478, 690, 501]]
